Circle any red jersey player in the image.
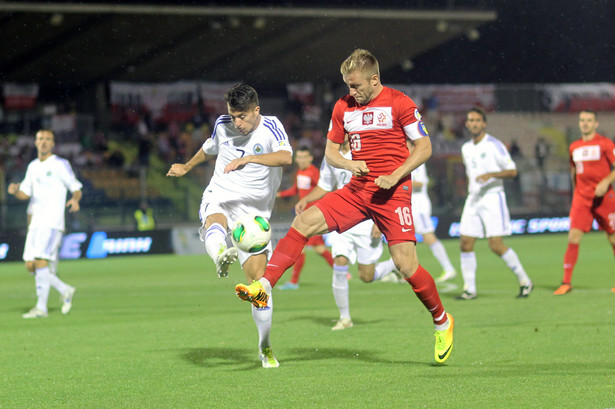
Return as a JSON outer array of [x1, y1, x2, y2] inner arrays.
[[236, 49, 454, 364], [277, 146, 334, 289], [554, 110, 615, 295]]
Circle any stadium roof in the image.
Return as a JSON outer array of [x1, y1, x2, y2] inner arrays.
[[0, 2, 496, 92]]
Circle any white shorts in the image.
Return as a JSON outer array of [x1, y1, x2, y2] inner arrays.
[[199, 187, 273, 265], [459, 191, 512, 238], [23, 227, 63, 262], [412, 210, 435, 235], [328, 229, 383, 266]]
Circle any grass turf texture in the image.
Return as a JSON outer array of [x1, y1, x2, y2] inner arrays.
[[1, 233, 614, 408]]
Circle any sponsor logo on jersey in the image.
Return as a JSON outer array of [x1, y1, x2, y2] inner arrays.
[[414, 109, 422, 121], [362, 112, 373, 125], [572, 145, 600, 162], [253, 144, 264, 155]]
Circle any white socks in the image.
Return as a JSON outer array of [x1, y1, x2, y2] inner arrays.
[[34, 266, 52, 312], [501, 248, 531, 285], [204, 223, 227, 261], [460, 252, 477, 294], [48, 273, 69, 295], [430, 240, 456, 274], [332, 265, 350, 320], [374, 258, 397, 281], [252, 294, 273, 350]]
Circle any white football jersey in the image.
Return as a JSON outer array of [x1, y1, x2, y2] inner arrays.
[[202, 115, 292, 211], [19, 155, 83, 231], [461, 133, 516, 196], [410, 163, 432, 216], [318, 150, 374, 236]]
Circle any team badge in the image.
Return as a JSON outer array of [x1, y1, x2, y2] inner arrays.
[[253, 144, 264, 155], [377, 112, 387, 124], [362, 112, 373, 125], [414, 109, 422, 121]]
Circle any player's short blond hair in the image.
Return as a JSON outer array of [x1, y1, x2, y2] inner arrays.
[[340, 49, 380, 78]]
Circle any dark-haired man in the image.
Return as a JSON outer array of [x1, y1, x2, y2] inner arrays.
[[167, 83, 293, 367]]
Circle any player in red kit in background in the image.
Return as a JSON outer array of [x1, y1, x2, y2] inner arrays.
[[277, 146, 334, 289], [554, 110, 615, 295], [236, 48, 454, 364]]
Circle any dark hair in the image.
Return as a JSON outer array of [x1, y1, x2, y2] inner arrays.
[[224, 83, 259, 112], [296, 146, 312, 153], [468, 106, 487, 122]]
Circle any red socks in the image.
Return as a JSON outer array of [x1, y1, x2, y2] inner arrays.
[[289, 253, 306, 284], [321, 250, 334, 267], [562, 243, 579, 284], [405, 265, 447, 326], [264, 227, 308, 287]]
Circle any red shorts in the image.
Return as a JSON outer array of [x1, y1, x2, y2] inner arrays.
[[569, 190, 615, 233], [306, 235, 326, 246], [315, 180, 415, 246]]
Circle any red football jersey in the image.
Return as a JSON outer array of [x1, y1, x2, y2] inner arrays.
[[278, 164, 320, 199], [327, 86, 425, 192], [570, 133, 615, 199]]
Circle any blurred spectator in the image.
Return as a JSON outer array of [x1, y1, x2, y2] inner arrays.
[[134, 200, 156, 231], [509, 139, 523, 158]]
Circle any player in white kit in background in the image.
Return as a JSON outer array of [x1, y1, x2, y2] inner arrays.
[[294, 137, 387, 330], [374, 160, 457, 284], [167, 84, 292, 368], [457, 107, 532, 300], [8, 130, 81, 318]]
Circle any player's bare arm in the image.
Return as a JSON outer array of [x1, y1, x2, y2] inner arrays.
[[375, 135, 432, 189], [66, 190, 82, 213], [295, 185, 328, 214], [325, 139, 368, 176], [7, 183, 30, 201], [595, 166, 615, 197], [167, 149, 212, 177], [476, 169, 517, 183], [224, 150, 291, 173]]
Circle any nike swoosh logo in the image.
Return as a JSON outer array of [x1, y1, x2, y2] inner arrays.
[[438, 344, 453, 360], [402, 228, 412, 232]]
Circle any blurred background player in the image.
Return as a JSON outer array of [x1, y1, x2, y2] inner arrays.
[[457, 107, 532, 300], [8, 129, 81, 318], [375, 148, 457, 283], [167, 83, 292, 368], [236, 49, 454, 364], [554, 110, 615, 295], [277, 146, 334, 289], [295, 136, 386, 330]]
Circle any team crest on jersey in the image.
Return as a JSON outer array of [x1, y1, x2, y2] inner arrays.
[[253, 144, 264, 155], [362, 112, 374, 125], [377, 112, 388, 124], [414, 109, 422, 121]]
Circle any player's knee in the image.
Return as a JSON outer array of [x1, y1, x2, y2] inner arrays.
[[358, 265, 375, 282], [334, 255, 348, 265], [292, 209, 327, 237]]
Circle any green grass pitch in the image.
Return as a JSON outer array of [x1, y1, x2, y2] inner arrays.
[[1, 232, 614, 408]]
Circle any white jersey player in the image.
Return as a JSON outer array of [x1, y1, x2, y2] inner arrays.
[[295, 140, 386, 330], [167, 84, 292, 368], [457, 107, 532, 300], [8, 130, 81, 318]]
